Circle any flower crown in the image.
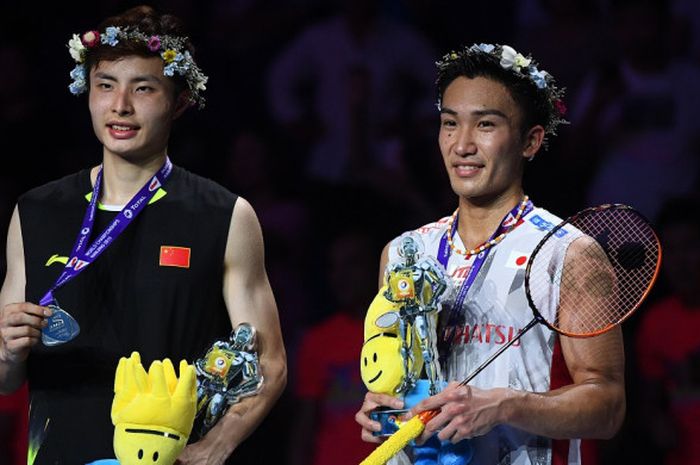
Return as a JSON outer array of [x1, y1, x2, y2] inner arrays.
[[67, 26, 208, 108], [436, 43, 568, 138]]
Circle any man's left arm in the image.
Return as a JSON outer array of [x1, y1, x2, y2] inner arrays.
[[414, 328, 625, 443], [179, 197, 287, 464], [501, 328, 626, 439]]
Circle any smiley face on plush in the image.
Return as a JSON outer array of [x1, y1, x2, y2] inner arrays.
[[360, 333, 405, 395], [111, 352, 196, 465], [360, 287, 423, 396]]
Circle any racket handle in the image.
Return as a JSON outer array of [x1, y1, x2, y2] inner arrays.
[[418, 409, 438, 423]]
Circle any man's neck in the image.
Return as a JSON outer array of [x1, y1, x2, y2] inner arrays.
[[455, 188, 525, 250], [91, 152, 167, 206]]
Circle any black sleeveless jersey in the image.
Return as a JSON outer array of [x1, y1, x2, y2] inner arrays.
[[18, 166, 237, 464]]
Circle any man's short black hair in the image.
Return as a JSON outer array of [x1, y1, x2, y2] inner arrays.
[[435, 45, 567, 143]]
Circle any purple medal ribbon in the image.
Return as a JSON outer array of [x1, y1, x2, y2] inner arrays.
[[40, 157, 172, 345], [437, 199, 533, 350]]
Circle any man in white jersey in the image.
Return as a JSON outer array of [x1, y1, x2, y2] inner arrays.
[[355, 44, 625, 465]]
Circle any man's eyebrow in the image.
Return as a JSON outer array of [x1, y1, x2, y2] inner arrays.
[[439, 107, 509, 119], [93, 72, 162, 83], [472, 109, 508, 119], [439, 107, 458, 116], [130, 74, 162, 83], [93, 72, 117, 81]]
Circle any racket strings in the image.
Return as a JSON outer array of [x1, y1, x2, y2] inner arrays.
[[528, 207, 660, 337]]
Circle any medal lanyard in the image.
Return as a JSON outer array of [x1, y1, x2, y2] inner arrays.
[[39, 157, 172, 306], [437, 199, 534, 330]]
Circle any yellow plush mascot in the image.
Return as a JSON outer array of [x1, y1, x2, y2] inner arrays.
[[111, 352, 197, 465], [360, 286, 423, 396]]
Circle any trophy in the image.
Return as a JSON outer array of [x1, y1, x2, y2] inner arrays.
[[194, 323, 264, 435], [384, 233, 451, 396]]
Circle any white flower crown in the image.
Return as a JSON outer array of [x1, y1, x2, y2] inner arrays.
[[67, 26, 208, 108], [437, 43, 568, 138]]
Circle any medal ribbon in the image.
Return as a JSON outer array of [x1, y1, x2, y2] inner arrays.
[[437, 199, 534, 344], [39, 157, 172, 306]]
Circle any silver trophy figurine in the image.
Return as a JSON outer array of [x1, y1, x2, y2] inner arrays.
[[384, 233, 451, 396], [194, 323, 264, 434]]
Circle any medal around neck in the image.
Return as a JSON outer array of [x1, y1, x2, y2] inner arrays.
[[42, 303, 80, 346], [38, 160, 172, 348]]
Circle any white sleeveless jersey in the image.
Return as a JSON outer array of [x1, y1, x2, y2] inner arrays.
[[387, 207, 582, 465]]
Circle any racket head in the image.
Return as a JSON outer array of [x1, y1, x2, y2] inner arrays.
[[525, 204, 662, 338]]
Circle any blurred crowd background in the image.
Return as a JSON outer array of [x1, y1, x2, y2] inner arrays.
[[1, 0, 699, 464]]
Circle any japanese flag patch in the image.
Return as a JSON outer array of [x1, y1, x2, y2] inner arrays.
[[505, 250, 530, 269]]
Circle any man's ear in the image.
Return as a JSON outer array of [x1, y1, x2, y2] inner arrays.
[[173, 92, 192, 120], [522, 125, 545, 160]]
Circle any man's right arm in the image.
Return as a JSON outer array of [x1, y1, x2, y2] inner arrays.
[[0, 205, 49, 394]]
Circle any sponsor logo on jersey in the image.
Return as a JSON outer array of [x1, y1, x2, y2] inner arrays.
[[45, 254, 69, 267], [443, 323, 522, 346], [529, 214, 568, 237], [159, 246, 191, 268], [451, 266, 472, 279], [148, 176, 162, 192]]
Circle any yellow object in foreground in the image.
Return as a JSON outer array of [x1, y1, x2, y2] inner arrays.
[[112, 352, 197, 465], [360, 287, 424, 396], [360, 411, 434, 465]]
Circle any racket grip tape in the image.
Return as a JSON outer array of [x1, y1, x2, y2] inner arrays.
[[360, 409, 438, 465]]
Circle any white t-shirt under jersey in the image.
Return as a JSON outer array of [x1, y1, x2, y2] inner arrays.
[[387, 206, 582, 465]]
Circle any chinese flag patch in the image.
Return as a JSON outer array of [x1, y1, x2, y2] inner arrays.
[[159, 246, 191, 268]]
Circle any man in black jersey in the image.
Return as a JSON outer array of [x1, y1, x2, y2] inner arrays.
[[0, 6, 286, 465]]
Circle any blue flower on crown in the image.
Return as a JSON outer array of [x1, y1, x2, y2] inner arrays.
[[101, 27, 120, 46], [68, 81, 85, 95], [70, 64, 86, 81], [469, 43, 496, 54], [529, 68, 549, 89], [163, 63, 177, 77], [68, 64, 87, 95]]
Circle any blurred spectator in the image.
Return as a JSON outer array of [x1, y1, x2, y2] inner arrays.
[[635, 196, 700, 465], [0, 44, 33, 465], [221, 129, 312, 356], [516, 0, 608, 98], [567, 0, 700, 220], [402, 0, 518, 53], [512, 0, 609, 216], [0, 383, 27, 465], [0, 43, 42, 197], [288, 230, 380, 465], [200, 0, 315, 133], [670, 0, 700, 61], [266, 0, 436, 184]]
